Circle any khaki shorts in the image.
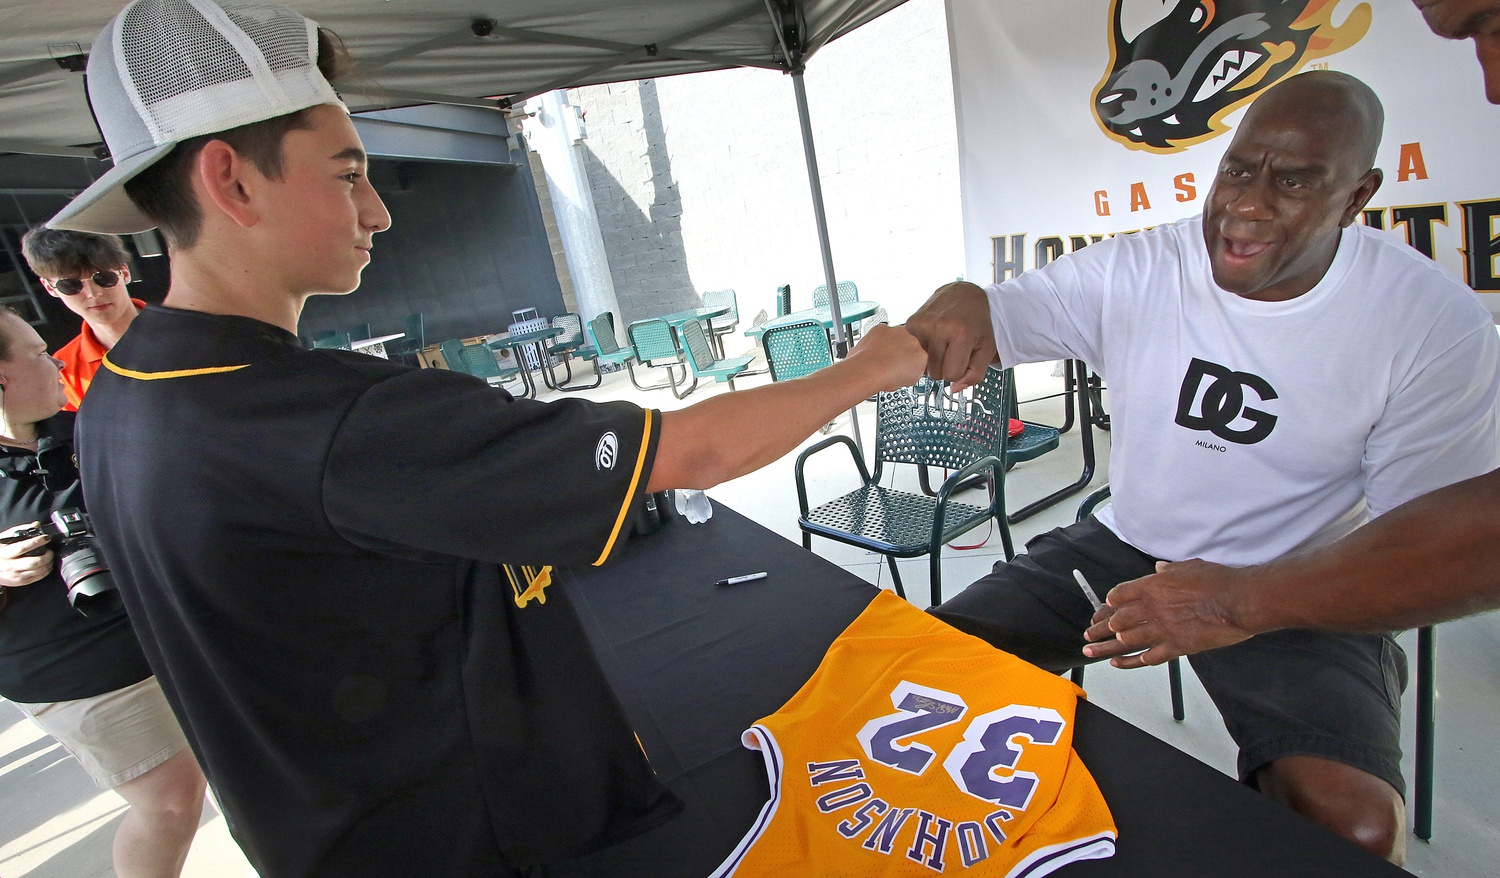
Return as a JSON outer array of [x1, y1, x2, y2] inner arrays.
[[10, 675, 190, 789]]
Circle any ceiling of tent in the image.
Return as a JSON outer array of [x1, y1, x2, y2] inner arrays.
[[0, 0, 909, 158]]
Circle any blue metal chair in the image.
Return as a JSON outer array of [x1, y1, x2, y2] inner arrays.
[[917, 369, 1060, 499], [585, 314, 637, 377], [775, 284, 792, 317], [548, 312, 598, 390], [439, 339, 522, 392], [626, 318, 695, 399], [762, 319, 831, 382], [811, 280, 859, 306], [701, 289, 740, 356], [795, 367, 1017, 606], [680, 319, 755, 390]]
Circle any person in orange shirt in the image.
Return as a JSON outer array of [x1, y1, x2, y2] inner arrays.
[[20, 228, 144, 411]]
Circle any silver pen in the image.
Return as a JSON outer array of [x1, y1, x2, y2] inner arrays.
[[1072, 568, 1103, 613]]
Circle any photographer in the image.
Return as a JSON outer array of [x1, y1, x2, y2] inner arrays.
[[0, 306, 207, 877]]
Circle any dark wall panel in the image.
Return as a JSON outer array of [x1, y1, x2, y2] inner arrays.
[[300, 158, 565, 346]]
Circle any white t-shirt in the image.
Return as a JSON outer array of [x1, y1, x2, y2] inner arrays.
[[987, 215, 1500, 566]]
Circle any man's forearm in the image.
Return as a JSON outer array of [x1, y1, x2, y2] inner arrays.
[[1236, 469, 1500, 634], [1086, 468, 1500, 668]]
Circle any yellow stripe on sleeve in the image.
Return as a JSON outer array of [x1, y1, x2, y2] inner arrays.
[[593, 408, 654, 566], [102, 354, 250, 380]]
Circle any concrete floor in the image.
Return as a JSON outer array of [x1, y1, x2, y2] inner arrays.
[[2, 351, 1496, 876]]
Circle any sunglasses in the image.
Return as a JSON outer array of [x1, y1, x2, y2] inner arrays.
[[50, 270, 120, 296]]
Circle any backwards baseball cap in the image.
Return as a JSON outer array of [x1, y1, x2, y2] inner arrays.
[[49, 0, 344, 234]]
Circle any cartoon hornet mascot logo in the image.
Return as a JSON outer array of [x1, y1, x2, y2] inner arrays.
[[1093, 0, 1370, 152]]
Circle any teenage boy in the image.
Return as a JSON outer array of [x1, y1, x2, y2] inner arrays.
[[49, 1, 925, 875], [19, 228, 143, 410]]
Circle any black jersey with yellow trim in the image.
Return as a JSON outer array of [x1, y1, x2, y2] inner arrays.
[[77, 305, 679, 876]]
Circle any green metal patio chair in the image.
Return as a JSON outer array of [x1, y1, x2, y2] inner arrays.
[[547, 312, 598, 390], [811, 280, 859, 307], [795, 367, 1017, 606], [701, 289, 740, 355], [439, 339, 522, 391], [626, 317, 695, 399], [763, 319, 831, 382], [585, 314, 637, 377], [680, 318, 755, 390], [917, 368, 1061, 499], [775, 284, 792, 317]]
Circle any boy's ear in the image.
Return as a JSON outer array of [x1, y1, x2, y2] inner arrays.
[[194, 140, 261, 230]]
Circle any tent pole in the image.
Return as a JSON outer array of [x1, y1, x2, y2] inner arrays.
[[791, 67, 861, 453], [790, 69, 848, 358]]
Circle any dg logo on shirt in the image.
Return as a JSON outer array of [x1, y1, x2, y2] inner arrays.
[[1174, 357, 1278, 445]]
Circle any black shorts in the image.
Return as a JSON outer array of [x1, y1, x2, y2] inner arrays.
[[930, 517, 1408, 796]]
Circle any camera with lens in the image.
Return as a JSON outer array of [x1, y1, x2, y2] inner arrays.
[[0, 508, 119, 617]]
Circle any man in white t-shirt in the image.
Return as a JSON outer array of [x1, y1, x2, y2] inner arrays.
[[1077, 0, 1500, 668], [908, 71, 1500, 865]]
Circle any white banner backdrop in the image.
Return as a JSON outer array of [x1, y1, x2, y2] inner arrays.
[[946, 0, 1500, 317]]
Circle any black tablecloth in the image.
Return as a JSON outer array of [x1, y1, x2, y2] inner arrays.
[[542, 505, 1404, 877]]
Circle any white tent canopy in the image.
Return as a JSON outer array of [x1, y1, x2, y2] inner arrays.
[[2, 0, 900, 374], [0, 0, 907, 157]]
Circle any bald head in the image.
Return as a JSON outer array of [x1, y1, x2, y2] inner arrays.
[[1240, 70, 1385, 176], [1203, 70, 1386, 303]]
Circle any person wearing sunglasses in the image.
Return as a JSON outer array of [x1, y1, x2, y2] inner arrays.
[[20, 228, 144, 412]]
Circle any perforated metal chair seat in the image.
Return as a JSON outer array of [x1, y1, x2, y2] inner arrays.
[[1008, 422, 1061, 463], [802, 486, 993, 556]]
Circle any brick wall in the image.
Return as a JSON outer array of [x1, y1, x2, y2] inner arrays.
[[565, 0, 963, 332]]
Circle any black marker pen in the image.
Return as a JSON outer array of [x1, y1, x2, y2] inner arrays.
[[715, 572, 767, 587]]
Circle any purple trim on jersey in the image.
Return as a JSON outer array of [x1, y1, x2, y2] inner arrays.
[[709, 724, 784, 878], [1009, 833, 1117, 878]]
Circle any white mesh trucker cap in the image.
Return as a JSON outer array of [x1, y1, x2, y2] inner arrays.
[[49, 0, 344, 234]]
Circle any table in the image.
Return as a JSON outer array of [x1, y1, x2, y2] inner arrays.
[[348, 332, 404, 359], [541, 505, 1405, 877], [484, 325, 565, 398], [745, 300, 881, 351], [659, 305, 731, 329]]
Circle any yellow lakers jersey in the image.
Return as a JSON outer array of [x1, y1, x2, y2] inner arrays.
[[711, 591, 1116, 877]]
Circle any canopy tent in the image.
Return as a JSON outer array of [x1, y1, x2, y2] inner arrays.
[[0, 0, 909, 360], [0, 0, 902, 153]]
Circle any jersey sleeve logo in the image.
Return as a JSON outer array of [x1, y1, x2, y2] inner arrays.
[[595, 431, 620, 471]]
